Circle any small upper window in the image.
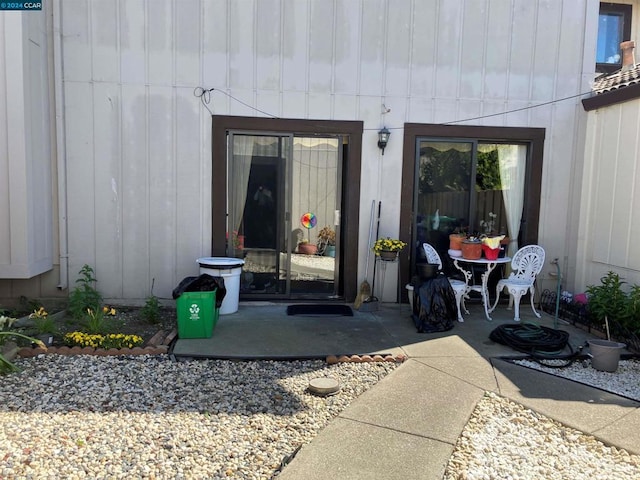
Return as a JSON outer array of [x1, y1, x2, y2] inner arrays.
[[597, 3, 632, 74]]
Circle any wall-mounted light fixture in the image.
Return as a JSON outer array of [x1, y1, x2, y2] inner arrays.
[[377, 127, 390, 155]]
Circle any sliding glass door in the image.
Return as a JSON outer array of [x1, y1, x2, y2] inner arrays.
[[227, 133, 341, 298], [413, 139, 528, 274]]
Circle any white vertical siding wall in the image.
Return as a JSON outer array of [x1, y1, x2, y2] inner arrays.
[[0, 9, 58, 300], [577, 102, 640, 292], [57, 0, 594, 300]]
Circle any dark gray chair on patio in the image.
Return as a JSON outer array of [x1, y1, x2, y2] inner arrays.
[[422, 243, 469, 322]]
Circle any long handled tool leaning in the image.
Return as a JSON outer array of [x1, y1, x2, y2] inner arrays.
[[355, 201, 376, 309], [362, 201, 382, 310]]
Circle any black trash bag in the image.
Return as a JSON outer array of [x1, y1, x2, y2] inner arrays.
[[172, 274, 227, 308], [412, 273, 457, 333]]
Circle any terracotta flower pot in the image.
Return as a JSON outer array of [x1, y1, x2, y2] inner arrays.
[[449, 234, 465, 250], [297, 243, 318, 255], [461, 240, 482, 260]]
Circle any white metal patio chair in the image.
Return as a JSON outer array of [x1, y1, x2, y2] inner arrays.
[[490, 244, 545, 322], [422, 243, 469, 322]]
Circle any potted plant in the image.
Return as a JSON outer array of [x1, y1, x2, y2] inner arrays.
[[29, 307, 58, 346], [297, 239, 318, 255], [227, 230, 244, 250], [479, 212, 497, 236], [585, 272, 630, 329], [317, 226, 336, 257], [449, 232, 466, 251], [461, 235, 482, 260], [373, 237, 407, 261], [480, 235, 505, 260], [585, 271, 630, 371]]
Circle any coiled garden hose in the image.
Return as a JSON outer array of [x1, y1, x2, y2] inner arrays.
[[490, 322, 586, 368]]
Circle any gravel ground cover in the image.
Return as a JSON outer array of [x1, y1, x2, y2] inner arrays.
[[513, 357, 640, 402], [443, 358, 640, 479], [444, 391, 640, 480], [0, 355, 397, 479], [3, 346, 640, 479]]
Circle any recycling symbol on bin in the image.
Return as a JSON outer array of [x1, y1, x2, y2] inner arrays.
[[189, 304, 200, 315]]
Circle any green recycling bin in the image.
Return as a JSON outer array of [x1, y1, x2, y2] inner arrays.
[[176, 291, 219, 339]]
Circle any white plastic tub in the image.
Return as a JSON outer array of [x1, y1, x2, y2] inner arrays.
[[197, 257, 245, 315], [406, 284, 414, 311]]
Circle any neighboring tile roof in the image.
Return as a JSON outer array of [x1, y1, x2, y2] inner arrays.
[[592, 65, 640, 94]]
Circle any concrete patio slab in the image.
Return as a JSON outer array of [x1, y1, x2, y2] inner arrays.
[[400, 333, 483, 358], [179, 300, 640, 477], [172, 304, 407, 359], [414, 356, 500, 391], [276, 416, 455, 480], [339, 359, 485, 444], [595, 407, 640, 454]]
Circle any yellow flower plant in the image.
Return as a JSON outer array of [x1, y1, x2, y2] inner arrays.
[[0, 315, 17, 332], [29, 306, 48, 320], [372, 237, 407, 256], [64, 331, 144, 349]]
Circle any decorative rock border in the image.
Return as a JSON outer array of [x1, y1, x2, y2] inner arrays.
[[326, 353, 407, 364], [15, 329, 177, 359], [7, 332, 408, 363]]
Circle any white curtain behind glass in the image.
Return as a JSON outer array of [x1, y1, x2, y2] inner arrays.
[[497, 144, 527, 257], [427, 142, 472, 153], [230, 136, 255, 250]]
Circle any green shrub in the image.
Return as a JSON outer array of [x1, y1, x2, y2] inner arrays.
[[586, 271, 640, 333], [68, 265, 102, 320], [626, 284, 640, 332], [81, 306, 120, 335], [141, 295, 161, 324], [29, 307, 58, 335]]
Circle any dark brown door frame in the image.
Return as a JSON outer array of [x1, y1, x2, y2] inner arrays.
[[399, 123, 545, 302], [211, 115, 363, 302]]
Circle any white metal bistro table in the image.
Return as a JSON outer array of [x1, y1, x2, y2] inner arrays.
[[449, 255, 511, 321]]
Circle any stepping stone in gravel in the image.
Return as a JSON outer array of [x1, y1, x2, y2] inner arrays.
[[308, 377, 341, 396]]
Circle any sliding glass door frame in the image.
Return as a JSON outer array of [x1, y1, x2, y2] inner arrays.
[[212, 115, 363, 302], [400, 123, 545, 303]]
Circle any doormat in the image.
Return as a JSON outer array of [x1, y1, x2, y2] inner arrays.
[[286, 304, 354, 316]]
